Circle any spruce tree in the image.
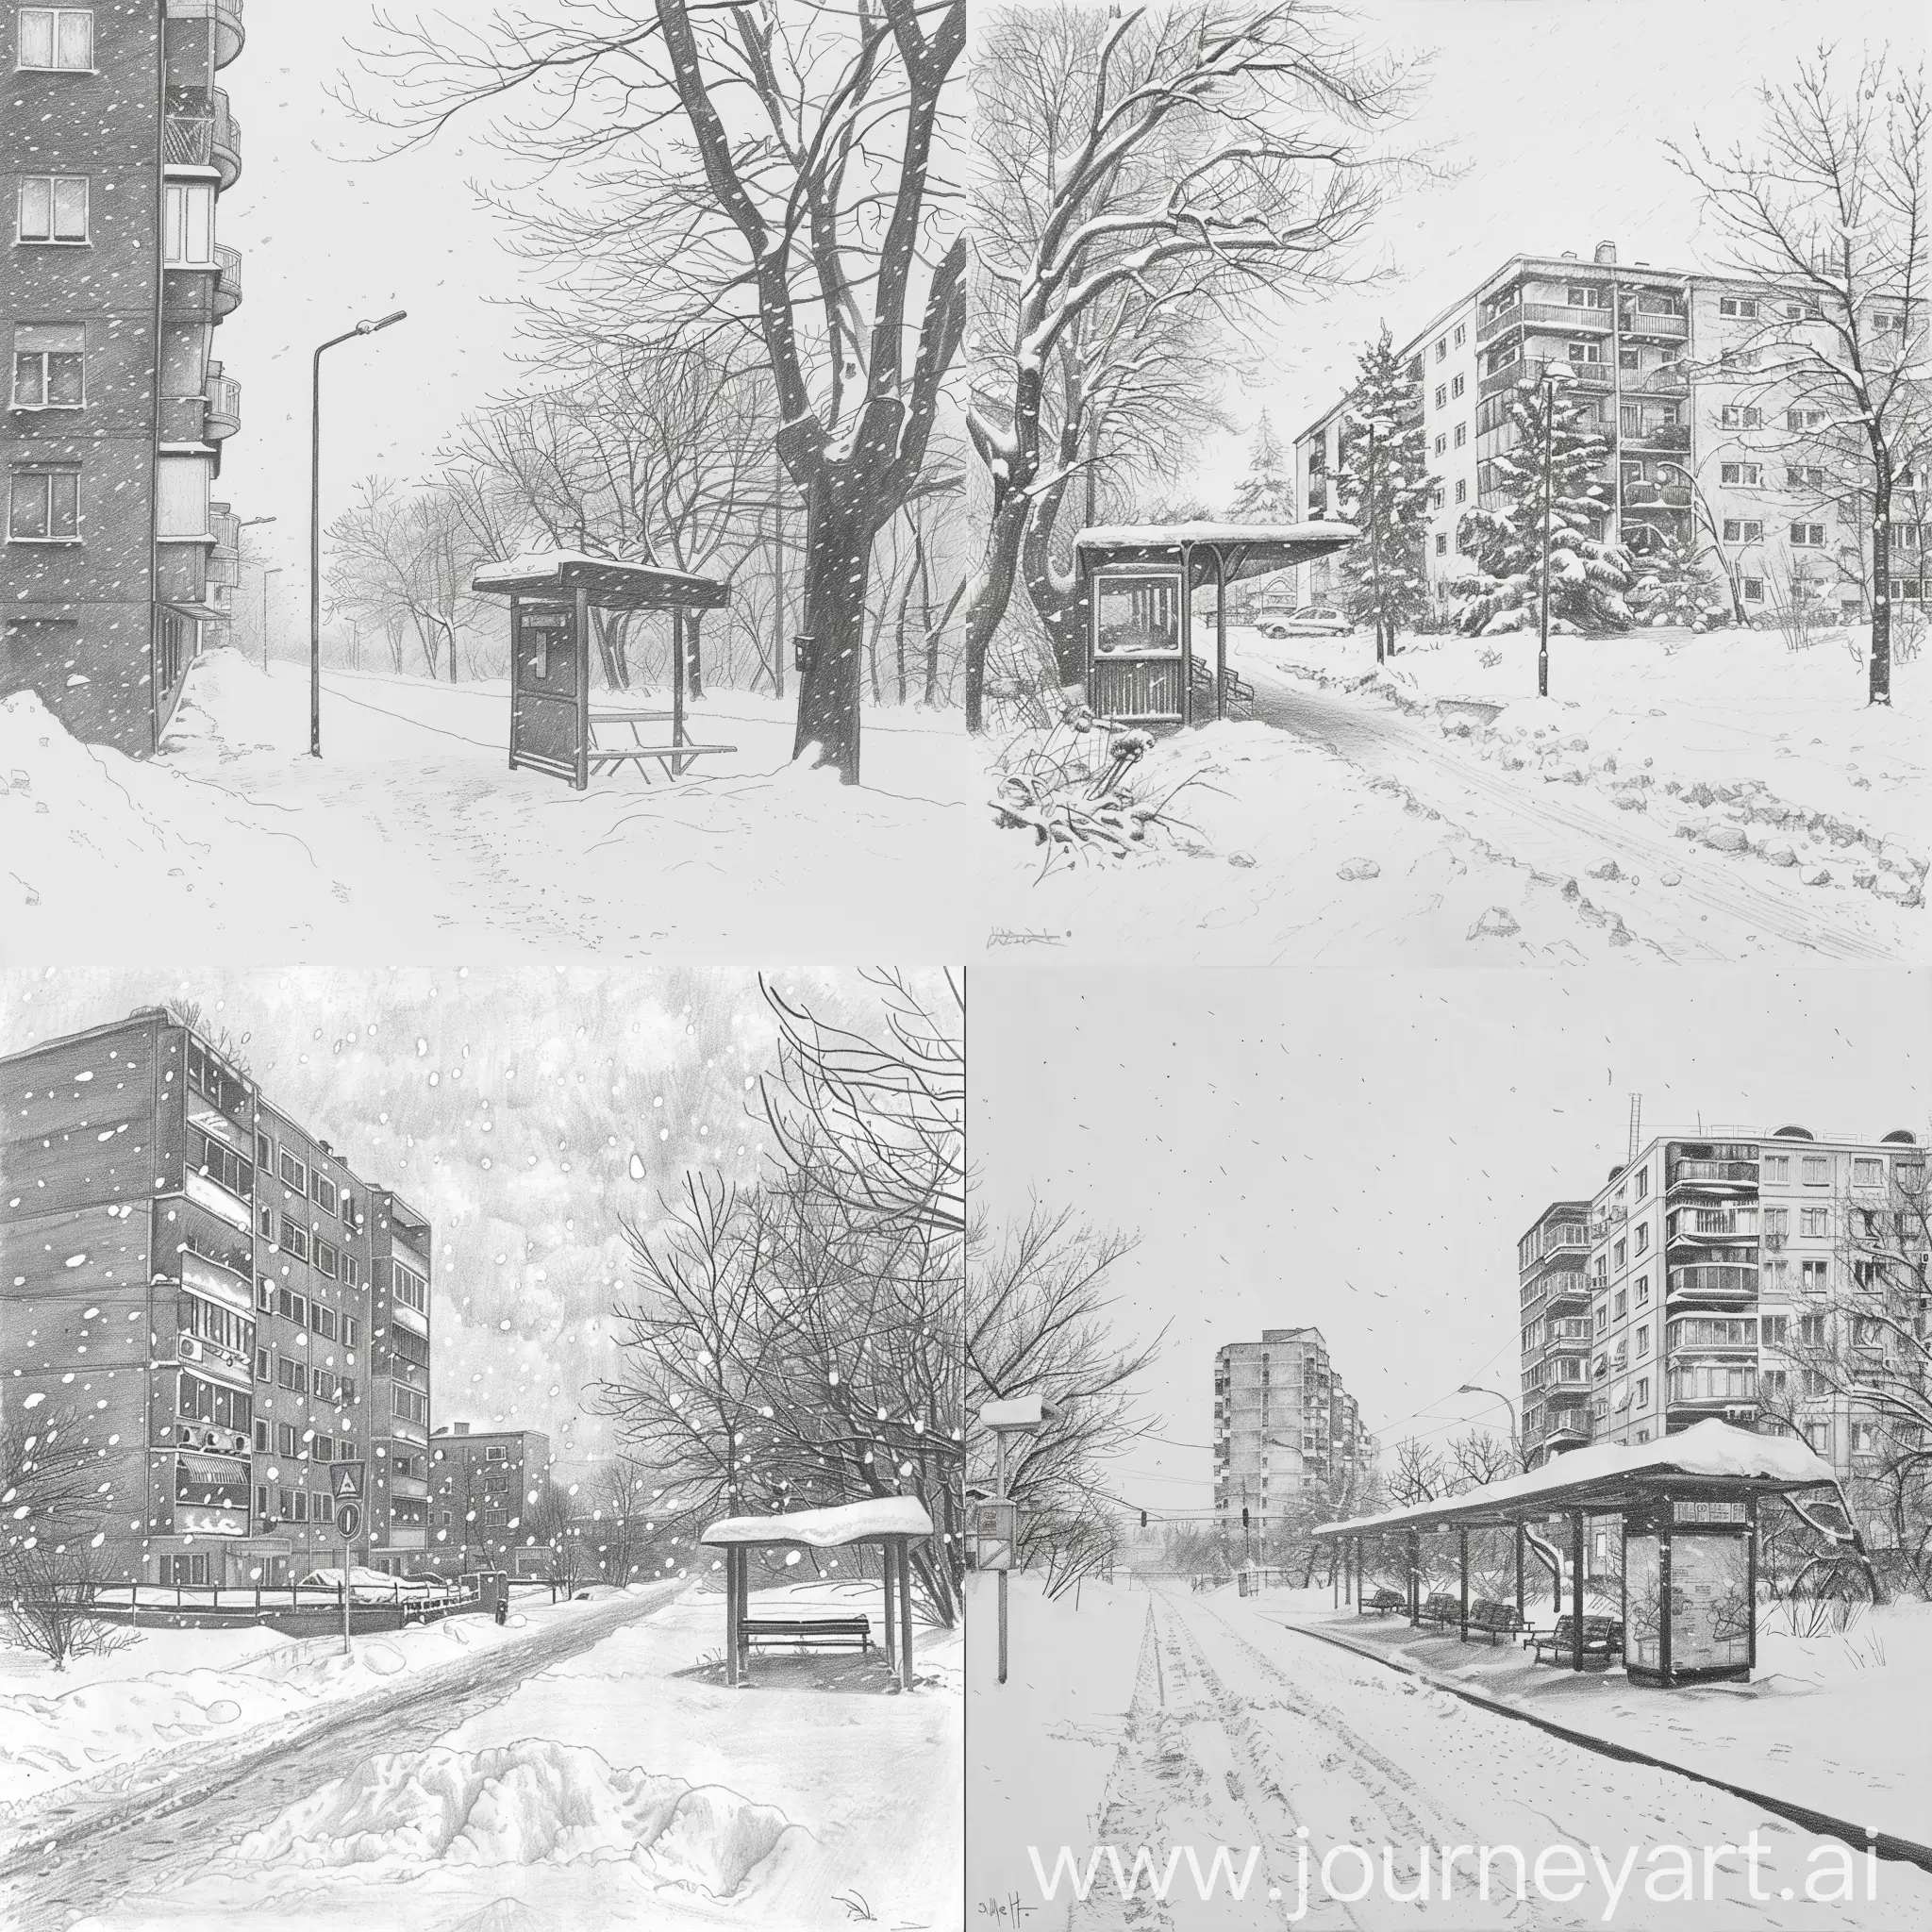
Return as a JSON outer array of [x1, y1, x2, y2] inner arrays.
[[1453, 379, 1632, 636], [1628, 524, 1728, 629], [1226, 411, 1296, 524], [1333, 327, 1431, 659]]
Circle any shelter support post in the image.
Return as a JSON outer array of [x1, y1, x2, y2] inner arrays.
[[881, 1543, 896, 1673], [507, 594, 520, 772], [1514, 1524, 1525, 1623], [724, 1547, 741, 1688], [1746, 1497, 1758, 1675], [898, 1538, 915, 1691], [1658, 1528, 1674, 1686], [673, 608, 688, 748], [1570, 1511, 1586, 1671], [1407, 1529, 1420, 1625], [1458, 1527, 1470, 1641], [1215, 548, 1227, 723], [573, 584, 591, 791]]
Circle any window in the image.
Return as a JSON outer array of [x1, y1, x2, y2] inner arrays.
[[315, 1434, 335, 1461], [1799, 1313, 1826, 1345], [1790, 522, 1826, 547], [1853, 1157, 1884, 1189], [11, 325, 83, 408], [281, 1218, 308, 1262], [1721, 519, 1763, 544], [1874, 311, 1907, 337], [1433, 433, 1446, 457], [392, 1382, 430, 1426], [161, 179, 215, 266], [258, 1203, 275, 1241], [1721, 463, 1761, 486], [315, 1491, 335, 1524], [8, 468, 78, 541], [1453, 324, 1466, 347], [312, 1173, 337, 1214], [254, 1345, 269, 1381], [1804, 1421, 1831, 1455], [291, 1490, 308, 1524], [1634, 1274, 1649, 1306], [1634, 1167, 1650, 1200], [1786, 465, 1826, 491], [1800, 1207, 1831, 1239], [1762, 1155, 1790, 1183], [17, 175, 87, 242], [1613, 1239, 1627, 1270], [1567, 342, 1603, 366], [314, 1239, 340, 1281], [178, 1291, 254, 1358], [310, 1302, 338, 1341], [1453, 423, 1467, 449], [1619, 348, 1640, 370], [1762, 1314, 1789, 1346], [486, 1444, 508, 1463], [189, 1127, 253, 1202], [176, 1371, 251, 1433], [280, 1148, 307, 1191], [1801, 1155, 1829, 1185], [1451, 374, 1465, 399], [278, 1486, 295, 1519], [1435, 384, 1447, 410], [17, 8, 94, 69], [1720, 405, 1762, 429], [341, 1254, 359, 1289], [1636, 1324, 1650, 1356], [1635, 1223, 1649, 1254], [1636, 1377, 1649, 1407], [341, 1191, 357, 1228], [276, 1422, 297, 1457], [343, 1316, 358, 1351], [276, 1286, 308, 1326], [1614, 1290, 1627, 1319], [1801, 1258, 1829, 1293], [256, 1131, 272, 1167], [1454, 478, 1467, 505], [313, 1369, 338, 1401], [391, 1259, 428, 1315], [1719, 295, 1760, 319], [276, 1357, 305, 1394], [1435, 338, 1446, 361], [1434, 532, 1447, 557]]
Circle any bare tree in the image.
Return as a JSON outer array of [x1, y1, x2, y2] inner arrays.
[[1448, 1427, 1515, 1491], [1671, 49, 1932, 705], [1386, 1434, 1446, 1507], [325, 475, 488, 681], [0, 1407, 121, 1671], [348, 0, 966, 785], [964, 1, 1416, 724]]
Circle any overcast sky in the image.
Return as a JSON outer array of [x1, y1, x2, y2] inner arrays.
[[970, 969, 1931, 1523]]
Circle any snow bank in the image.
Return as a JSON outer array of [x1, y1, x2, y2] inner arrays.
[[701, 1495, 935, 1547], [239, 1740, 805, 1899]]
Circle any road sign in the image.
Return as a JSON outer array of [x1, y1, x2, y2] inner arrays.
[[332, 1461, 365, 1500], [335, 1501, 362, 1541], [973, 1500, 1016, 1571]]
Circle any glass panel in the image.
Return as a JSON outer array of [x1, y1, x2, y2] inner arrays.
[[1624, 1532, 1662, 1671], [1671, 1533, 1752, 1672], [56, 10, 93, 68], [19, 177, 51, 240], [52, 176, 86, 239], [1093, 570, 1183, 659], [18, 9, 55, 67]]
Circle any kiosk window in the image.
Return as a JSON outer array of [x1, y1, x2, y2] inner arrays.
[[1093, 572, 1181, 658], [515, 607, 576, 694]]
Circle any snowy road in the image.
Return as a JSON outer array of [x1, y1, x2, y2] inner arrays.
[[0, 1585, 683, 1931], [1064, 1585, 1932, 1930], [1243, 665, 1904, 964]]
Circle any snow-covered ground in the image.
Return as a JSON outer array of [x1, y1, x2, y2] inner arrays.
[[17, 1578, 961, 1932], [971, 1573, 1932, 1929], [1, 650, 970, 963], [971, 624, 1927, 964], [0, 1588, 615, 1822]]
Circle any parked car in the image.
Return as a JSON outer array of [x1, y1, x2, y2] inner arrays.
[[1255, 608, 1352, 639]]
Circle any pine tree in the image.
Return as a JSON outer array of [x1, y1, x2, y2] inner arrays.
[[1454, 380, 1632, 636], [1628, 524, 1728, 629], [1226, 411, 1296, 524], [1333, 327, 1431, 659]]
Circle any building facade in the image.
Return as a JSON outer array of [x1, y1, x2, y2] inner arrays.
[[0, 1007, 432, 1586], [426, 1423, 555, 1577], [3, 0, 246, 756], [1518, 1125, 1924, 1487], [1293, 239, 1915, 625], [1211, 1326, 1374, 1532]]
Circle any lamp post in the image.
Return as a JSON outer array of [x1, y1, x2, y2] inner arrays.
[[1457, 1382, 1523, 1467], [1526, 362, 1576, 698], [311, 311, 407, 758], [259, 565, 282, 673], [981, 1394, 1058, 1687]]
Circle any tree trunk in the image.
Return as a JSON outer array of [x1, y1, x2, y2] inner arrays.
[[1021, 472, 1085, 685], [792, 478, 874, 783], [1871, 449, 1892, 704], [591, 608, 629, 691], [964, 488, 1033, 731]]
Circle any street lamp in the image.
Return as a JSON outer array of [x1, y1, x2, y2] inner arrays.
[[1457, 1383, 1522, 1466], [260, 565, 282, 674], [310, 310, 407, 758], [980, 1393, 1059, 1687], [1524, 361, 1576, 699]]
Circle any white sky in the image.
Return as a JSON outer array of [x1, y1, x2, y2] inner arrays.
[[969, 969, 1932, 1522]]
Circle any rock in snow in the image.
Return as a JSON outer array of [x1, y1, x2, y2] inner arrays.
[[1700, 824, 1750, 853], [1336, 858, 1381, 882], [1803, 867, 1833, 886], [1586, 858, 1621, 881], [1467, 905, 1521, 940]]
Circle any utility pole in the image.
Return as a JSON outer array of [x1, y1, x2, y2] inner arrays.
[[1531, 362, 1575, 700]]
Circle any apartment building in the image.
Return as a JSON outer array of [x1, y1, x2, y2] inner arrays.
[[1292, 239, 1904, 624], [0, 1007, 433, 1586], [1211, 1327, 1374, 1531], [425, 1423, 555, 1578], [1518, 1125, 1924, 1486], [1517, 1198, 1593, 1466], [3, 0, 247, 756]]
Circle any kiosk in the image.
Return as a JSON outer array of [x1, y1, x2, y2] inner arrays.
[[1073, 521, 1357, 729], [472, 550, 732, 790]]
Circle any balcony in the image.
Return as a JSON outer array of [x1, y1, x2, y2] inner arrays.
[[1619, 308, 1690, 341], [214, 245, 242, 319], [175, 1330, 253, 1385], [1523, 301, 1613, 333], [167, 0, 245, 72], [206, 368, 242, 440], [1476, 303, 1522, 343], [1668, 1158, 1757, 1191], [165, 91, 242, 192], [1668, 1263, 1758, 1305]]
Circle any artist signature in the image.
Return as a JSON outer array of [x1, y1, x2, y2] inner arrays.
[[987, 927, 1070, 948], [977, 1895, 1038, 1924]]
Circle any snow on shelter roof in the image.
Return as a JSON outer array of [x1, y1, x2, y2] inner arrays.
[[700, 1495, 936, 1549], [1314, 1421, 1835, 1540], [472, 550, 728, 611], [1074, 521, 1357, 587]]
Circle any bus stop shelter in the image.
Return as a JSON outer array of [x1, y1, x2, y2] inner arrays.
[[1073, 521, 1357, 729], [1313, 1422, 1835, 1687], [699, 1495, 936, 1692], [472, 551, 730, 790]]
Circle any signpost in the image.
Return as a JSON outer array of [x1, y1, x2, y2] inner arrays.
[[335, 1497, 362, 1657], [981, 1395, 1058, 1689]]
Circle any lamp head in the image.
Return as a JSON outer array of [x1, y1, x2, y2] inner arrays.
[[358, 310, 408, 335]]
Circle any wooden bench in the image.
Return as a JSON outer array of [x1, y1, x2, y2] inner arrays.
[[588, 709, 736, 782], [1529, 1614, 1624, 1669], [739, 1614, 873, 1657], [1466, 1599, 1525, 1645], [1357, 1586, 1407, 1616], [1420, 1592, 1462, 1627]]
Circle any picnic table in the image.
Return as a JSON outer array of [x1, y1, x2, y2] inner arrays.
[[589, 708, 736, 781]]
